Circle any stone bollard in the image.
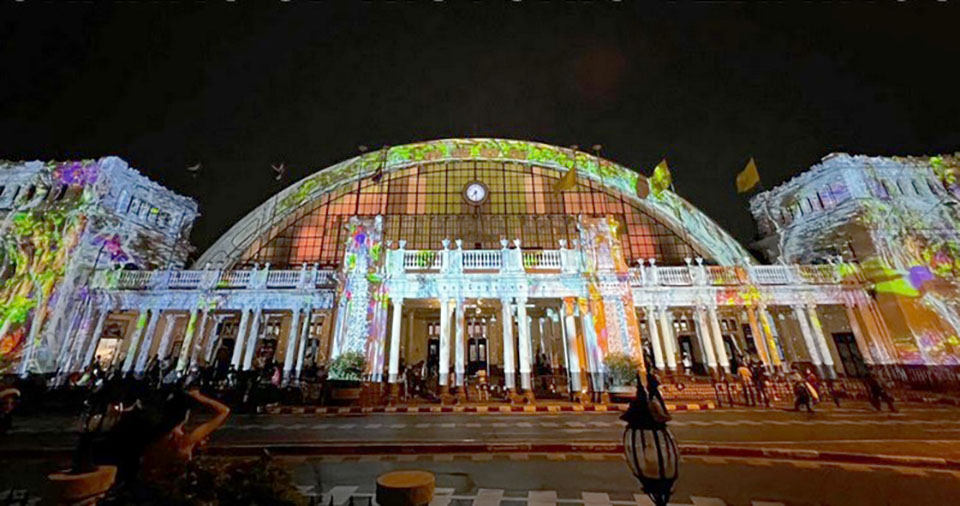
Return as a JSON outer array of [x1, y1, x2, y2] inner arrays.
[[376, 470, 436, 506]]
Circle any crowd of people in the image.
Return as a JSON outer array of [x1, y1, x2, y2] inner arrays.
[[725, 357, 897, 413]]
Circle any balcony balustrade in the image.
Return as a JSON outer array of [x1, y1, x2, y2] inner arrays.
[[95, 241, 863, 295]]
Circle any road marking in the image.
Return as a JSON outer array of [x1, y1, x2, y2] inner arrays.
[[699, 457, 728, 464], [466, 423, 483, 428], [741, 459, 773, 467], [475, 488, 505, 506], [581, 492, 611, 506], [510, 453, 530, 461], [363, 424, 382, 429], [388, 424, 406, 429], [546, 454, 567, 461], [691, 497, 726, 506], [789, 461, 821, 469], [440, 423, 456, 428], [324, 486, 358, 506], [528, 490, 557, 506], [892, 467, 928, 476]]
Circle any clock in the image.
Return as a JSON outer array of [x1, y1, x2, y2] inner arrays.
[[463, 181, 489, 205]]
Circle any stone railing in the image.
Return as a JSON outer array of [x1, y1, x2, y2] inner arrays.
[[630, 258, 861, 288], [98, 264, 336, 291]]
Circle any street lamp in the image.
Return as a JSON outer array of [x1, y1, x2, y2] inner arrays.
[[621, 381, 679, 506]]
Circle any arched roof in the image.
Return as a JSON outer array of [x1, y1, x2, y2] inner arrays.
[[196, 138, 754, 267]]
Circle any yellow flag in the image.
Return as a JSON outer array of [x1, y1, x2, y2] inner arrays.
[[736, 157, 761, 194], [650, 159, 671, 198], [554, 167, 577, 192]]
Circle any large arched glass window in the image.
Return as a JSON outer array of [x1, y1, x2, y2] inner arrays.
[[239, 161, 705, 268]]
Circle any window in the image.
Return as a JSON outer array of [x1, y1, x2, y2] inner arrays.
[[240, 161, 704, 268]]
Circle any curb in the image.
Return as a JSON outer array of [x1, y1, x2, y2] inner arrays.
[[204, 442, 960, 471], [263, 403, 715, 415], [903, 395, 960, 407], [4, 441, 959, 471]]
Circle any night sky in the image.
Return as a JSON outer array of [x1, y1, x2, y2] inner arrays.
[[2, 1, 958, 261]]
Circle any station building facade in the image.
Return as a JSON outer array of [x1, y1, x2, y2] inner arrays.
[[751, 153, 960, 370], [3, 140, 906, 395]]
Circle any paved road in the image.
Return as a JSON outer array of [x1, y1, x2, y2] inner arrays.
[[287, 452, 960, 506], [4, 452, 957, 506], [7, 403, 960, 459]]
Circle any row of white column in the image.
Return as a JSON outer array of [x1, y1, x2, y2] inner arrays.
[[386, 297, 539, 392], [57, 305, 319, 381], [641, 304, 837, 377]]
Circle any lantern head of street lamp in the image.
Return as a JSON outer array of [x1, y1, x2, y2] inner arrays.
[[621, 384, 679, 506]]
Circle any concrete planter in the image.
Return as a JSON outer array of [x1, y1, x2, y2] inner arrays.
[[47, 465, 117, 506]]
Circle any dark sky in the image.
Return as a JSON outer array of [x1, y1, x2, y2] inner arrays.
[[2, 1, 959, 260]]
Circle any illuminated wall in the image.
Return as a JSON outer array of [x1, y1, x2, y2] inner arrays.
[[751, 153, 960, 366], [0, 157, 197, 374]]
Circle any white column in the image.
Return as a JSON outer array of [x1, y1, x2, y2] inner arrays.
[[579, 301, 601, 391], [242, 309, 262, 371], [189, 310, 210, 367], [516, 297, 532, 391], [758, 305, 782, 368], [295, 306, 313, 378], [563, 299, 582, 392], [230, 309, 250, 369], [807, 305, 837, 378], [283, 308, 302, 380], [134, 309, 163, 373], [454, 298, 466, 387], [695, 307, 718, 371], [60, 300, 93, 374], [659, 307, 678, 371], [156, 314, 180, 363], [82, 309, 111, 369], [388, 298, 404, 383], [438, 299, 451, 388], [501, 298, 516, 391], [175, 309, 200, 372], [645, 306, 665, 370], [707, 306, 730, 373], [121, 311, 149, 373], [793, 305, 822, 366], [204, 315, 229, 363]]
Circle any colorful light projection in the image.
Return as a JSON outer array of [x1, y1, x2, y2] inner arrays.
[[330, 216, 388, 379], [0, 161, 98, 373], [262, 139, 754, 266], [579, 216, 645, 373], [846, 158, 960, 365]]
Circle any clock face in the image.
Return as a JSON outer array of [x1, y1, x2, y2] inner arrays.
[[463, 181, 488, 204]]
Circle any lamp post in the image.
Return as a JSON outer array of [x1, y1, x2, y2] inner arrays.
[[621, 378, 679, 506]]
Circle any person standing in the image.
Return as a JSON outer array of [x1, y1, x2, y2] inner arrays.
[[791, 370, 814, 412], [865, 371, 897, 412], [751, 362, 770, 408], [737, 362, 755, 406]]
